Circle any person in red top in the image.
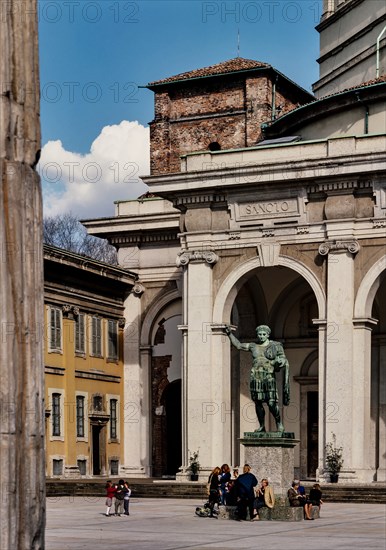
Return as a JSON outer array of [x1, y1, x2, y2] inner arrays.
[[105, 480, 116, 516]]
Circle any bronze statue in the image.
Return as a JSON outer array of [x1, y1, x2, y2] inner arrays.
[[225, 325, 290, 433]]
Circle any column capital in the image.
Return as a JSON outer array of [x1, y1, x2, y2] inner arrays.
[[176, 250, 219, 267], [132, 282, 145, 296], [61, 304, 79, 319], [318, 240, 360, 256]]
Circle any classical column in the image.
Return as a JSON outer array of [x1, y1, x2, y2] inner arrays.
[[375, 336, 386, 481], [177, 251, 231, 477], [351, 318, 378, 482], [121, 285, 149, 477], [0, 1, 45, 548], [319, 240, 359, 481]]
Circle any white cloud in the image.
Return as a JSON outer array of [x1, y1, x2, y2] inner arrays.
[[39, 120, 150, 219]]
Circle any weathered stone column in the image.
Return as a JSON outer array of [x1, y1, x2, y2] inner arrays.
[[177, 250, 231, 478], [319, 239, 359, 481], [0, 1, 45, 548]]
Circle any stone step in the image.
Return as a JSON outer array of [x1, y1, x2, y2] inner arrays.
[[46, 479, 386, 503]]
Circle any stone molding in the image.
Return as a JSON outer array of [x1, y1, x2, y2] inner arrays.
[[173, 193, 226, 208], [257, 241, 281, 266], [372, 219, 386, 228], [318, 240, 360, 256], [308, 180, 371, 194], [176, 250, 219, 267], [111, 232, 178, 245]]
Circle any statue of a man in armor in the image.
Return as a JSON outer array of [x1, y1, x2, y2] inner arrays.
[[225, 325, 290, 433]]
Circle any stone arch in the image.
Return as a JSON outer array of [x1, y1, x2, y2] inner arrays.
[[140, 289, 181, 346], [213, 255, 326, 322], [354, 255, 386, 319], [300, 349, 319, 377]]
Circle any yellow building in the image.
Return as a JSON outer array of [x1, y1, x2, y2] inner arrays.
[[43, 245, 136, 478]]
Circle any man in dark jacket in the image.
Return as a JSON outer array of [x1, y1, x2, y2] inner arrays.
[[234, 464, 258, 520]]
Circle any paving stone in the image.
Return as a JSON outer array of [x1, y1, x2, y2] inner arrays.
[[46, 497, 386, 550]]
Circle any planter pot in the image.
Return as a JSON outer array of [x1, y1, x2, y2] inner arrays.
[[329, 473, 339, 483], [190, 474, 199, 481]]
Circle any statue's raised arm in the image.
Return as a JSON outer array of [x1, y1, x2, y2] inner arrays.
[[225, 325, 251, 352]]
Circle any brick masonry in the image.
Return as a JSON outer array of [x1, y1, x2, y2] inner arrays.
[[149, 70, 310, 175]]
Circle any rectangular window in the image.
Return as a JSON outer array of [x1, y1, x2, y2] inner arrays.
[[107, 320, 118, 360], [91, 316, 102, 356], [77, 459, 87, 476], [50, 307, 62, 351], [53, 459, 63, 476], [52, 393, 61, 436], [110, 459, 119, 475], [76, 396, 85, 438], [75, 313, 85, 354], [110, 399, 118, 439]]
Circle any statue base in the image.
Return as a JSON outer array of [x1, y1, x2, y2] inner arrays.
[[240, 432, 299, 496]]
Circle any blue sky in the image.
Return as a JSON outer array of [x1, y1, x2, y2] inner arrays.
[[38, 0, 322, 218]]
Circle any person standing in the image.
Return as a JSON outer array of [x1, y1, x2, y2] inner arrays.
[[114, 479, 126, 517], [123, 481, 132, 516], [234, 464, 258, 521], [105, 480, 116, 517], [207, 466, 221, 517], [219, 464, 231, 505]]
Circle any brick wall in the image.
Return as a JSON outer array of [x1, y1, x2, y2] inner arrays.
[[149, 73, 304, 175]]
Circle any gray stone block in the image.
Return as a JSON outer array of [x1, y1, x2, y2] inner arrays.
[[217, 506, 238, 520]]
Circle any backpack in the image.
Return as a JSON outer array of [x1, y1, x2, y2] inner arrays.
[[115, 485, 125, 500]]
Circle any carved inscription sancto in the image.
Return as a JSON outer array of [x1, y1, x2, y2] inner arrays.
[[237, 199, 298, 220]]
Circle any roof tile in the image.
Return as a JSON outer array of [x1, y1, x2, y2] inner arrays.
[[147, 57, 270, 86]]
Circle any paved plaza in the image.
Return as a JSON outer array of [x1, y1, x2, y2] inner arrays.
[[46, 497, 386, 550]]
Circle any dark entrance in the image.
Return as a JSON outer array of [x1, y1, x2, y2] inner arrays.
[[164, 380, 182, 476], [92, 425, 101, 475], [307, 391, 318, 477]]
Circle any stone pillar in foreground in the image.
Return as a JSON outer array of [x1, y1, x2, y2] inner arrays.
[[0, 1, 45, 548]]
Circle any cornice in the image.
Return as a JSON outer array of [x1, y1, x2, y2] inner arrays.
[[144, 148, 386, 197], [44, 244, 137, 283], [307, 180, 372, 194]]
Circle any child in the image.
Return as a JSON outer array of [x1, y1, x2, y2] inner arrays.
[[105, 480, 116, 517]]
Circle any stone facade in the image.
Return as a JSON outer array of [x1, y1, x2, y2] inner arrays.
[[314, 0, 386, 97], [85, 8, 386, 486]]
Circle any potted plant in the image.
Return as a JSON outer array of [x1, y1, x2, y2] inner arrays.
[[188, 450, 200, 481], [325, 433, 344, 483]]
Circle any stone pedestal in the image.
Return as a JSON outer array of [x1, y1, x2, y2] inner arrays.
[[240, 432, 299, 496]]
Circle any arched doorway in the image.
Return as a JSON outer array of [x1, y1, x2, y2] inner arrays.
[[354, 257, 386, 481], [225, 264, 319, 474], [371, 271, 386, 480], [151, 309, 182, 477]]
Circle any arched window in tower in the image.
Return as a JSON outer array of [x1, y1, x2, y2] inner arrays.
[[208, 141, 221, 151]]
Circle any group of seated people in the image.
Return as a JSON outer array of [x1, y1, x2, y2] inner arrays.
[[205, 465, 323, 521], [288, 480, 323, 520]]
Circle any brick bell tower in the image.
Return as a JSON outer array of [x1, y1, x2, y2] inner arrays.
[[145, 57, 314, 175]]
